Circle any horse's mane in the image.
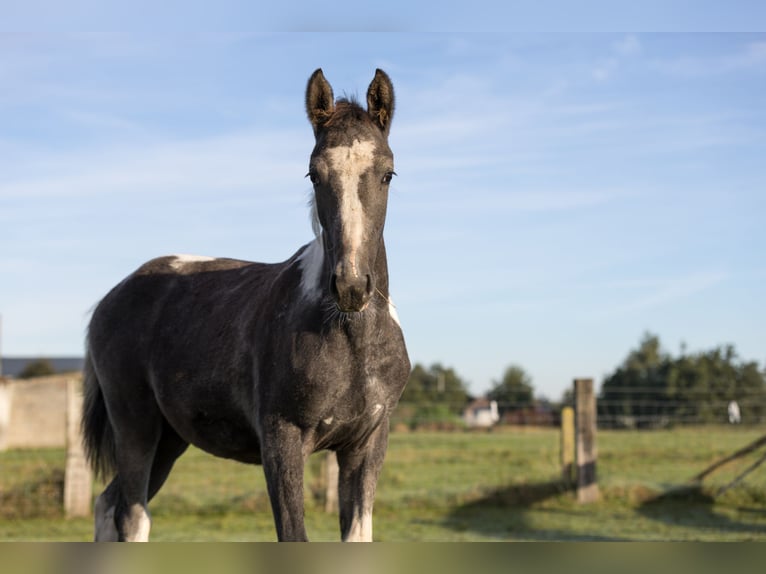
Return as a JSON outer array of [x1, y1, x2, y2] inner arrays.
[[323, 98, 372, 128]]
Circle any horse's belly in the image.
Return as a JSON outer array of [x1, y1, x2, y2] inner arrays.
[[159, 397, 263, 464], [186, 416, 262, 464]]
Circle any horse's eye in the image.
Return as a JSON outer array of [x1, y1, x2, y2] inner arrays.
[[382, 171, 396, 185], [306, 170, 320, 185]]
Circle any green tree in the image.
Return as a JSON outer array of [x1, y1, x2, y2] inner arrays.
[[487, 365, 534, 412], [397, 363, 471, 429], [600, 333, 766, 426], [668, 345, 766, 423], [18, 359, 56, 379], [599, 332, 671, 427]]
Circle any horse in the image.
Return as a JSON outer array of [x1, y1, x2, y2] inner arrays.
[[81, 69, 410, 542]]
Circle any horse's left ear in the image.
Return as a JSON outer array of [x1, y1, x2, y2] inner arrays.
[[367, 69, 395, 134]]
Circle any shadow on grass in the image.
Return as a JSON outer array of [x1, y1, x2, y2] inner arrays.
[[636, 484, 766, 536], [443, 480, 766, 541], [441, 480, 632, 541]]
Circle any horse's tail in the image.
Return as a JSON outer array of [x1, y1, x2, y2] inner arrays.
[[81, 350, 117, 481]]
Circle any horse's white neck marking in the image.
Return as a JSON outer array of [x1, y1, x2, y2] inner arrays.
[[298, 238, 324, 301], [326, 139, 376, 271], [388, 296, 401, 327], [170, 254, 216, 270]]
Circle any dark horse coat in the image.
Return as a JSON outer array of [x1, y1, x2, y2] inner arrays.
[[82, 69, 410, 541]]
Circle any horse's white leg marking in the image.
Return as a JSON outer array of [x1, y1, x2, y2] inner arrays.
[[94, 493, 119, 542], [298, 238, 324, 301], [123, 504, 151, 542], [343, 509, 373, 542], [326, 140, 376, 271]]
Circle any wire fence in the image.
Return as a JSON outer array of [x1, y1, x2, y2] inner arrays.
[[594, 386, 766, 429], [392, 390, 766, 431]]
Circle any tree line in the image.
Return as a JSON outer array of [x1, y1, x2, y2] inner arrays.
[[393, 332, 766, 429], [598, 333, 766, 427]]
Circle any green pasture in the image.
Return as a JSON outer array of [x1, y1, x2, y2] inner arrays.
[[2, 427, 765, 541]]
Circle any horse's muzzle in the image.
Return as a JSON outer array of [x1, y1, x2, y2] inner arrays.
[[331, 271, 374, 313]]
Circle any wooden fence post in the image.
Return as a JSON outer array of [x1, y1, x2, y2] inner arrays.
[[64, 378, 92, 518], [324, 451, 339, 514], [574, 378, 600, 503], [560, 406, 575, 484]]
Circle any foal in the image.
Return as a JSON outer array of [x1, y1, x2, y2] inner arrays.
[[82, 69, 410, 541]]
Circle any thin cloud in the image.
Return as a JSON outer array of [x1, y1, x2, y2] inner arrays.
[[653, 40, 766, 76], [397, 186, 629, 216], [592, 34, 642, 82], [614, 35, 642, 56], [597, 271, 729, 317], [0, 129, 307, 200], [592, 58, 618, 82]]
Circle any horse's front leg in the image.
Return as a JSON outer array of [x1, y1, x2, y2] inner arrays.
[[261, 421, 308, 541], [337, 423, 389, 542]]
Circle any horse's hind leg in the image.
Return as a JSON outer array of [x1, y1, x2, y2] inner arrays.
[[94, 422, 184, 541], [147, 424, 189, 502], [94, 479, 120, 541], [112, 433, 161, 541], [102, 394, 164, 541]]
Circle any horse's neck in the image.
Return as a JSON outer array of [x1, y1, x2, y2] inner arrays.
[[374, 239, 391, 299]]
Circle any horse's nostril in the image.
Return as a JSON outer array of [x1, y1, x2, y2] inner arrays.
[[332, 272, 374, 312]]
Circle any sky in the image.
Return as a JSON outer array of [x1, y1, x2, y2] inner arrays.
[[1, 31, 765, 399]]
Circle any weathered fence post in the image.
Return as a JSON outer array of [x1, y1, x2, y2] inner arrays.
[[574, 378, 600, 503], [560, 406, 575, 484], [64, 378, 92, 518], [324, 451, 339, 513]]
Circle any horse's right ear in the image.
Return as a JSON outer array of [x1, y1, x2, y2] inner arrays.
[[306, 69, 335, 135]]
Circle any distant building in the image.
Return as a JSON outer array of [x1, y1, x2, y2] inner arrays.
[[0, 357, 84, 378], [463, 397, 500, 428], [500, 404, 557, 426]]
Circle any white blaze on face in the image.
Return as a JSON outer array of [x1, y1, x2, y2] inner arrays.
[[325, 139, 377, 274]]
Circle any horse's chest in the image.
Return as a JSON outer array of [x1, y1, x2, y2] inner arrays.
[[281, 326, 406, 428], [298, 362, 390, 424]]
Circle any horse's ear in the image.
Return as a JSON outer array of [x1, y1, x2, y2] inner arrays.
[[367, 69, 395, 135], [306, 69, 335, 135]]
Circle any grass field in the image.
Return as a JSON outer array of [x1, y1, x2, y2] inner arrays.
[[2, 426, 766, 541]]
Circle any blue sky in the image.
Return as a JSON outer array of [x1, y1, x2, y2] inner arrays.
[[1, 32, 765, 399]]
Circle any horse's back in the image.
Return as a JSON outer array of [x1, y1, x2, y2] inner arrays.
[[89, 254, 255, 357], [86, 253, 280, 462]]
